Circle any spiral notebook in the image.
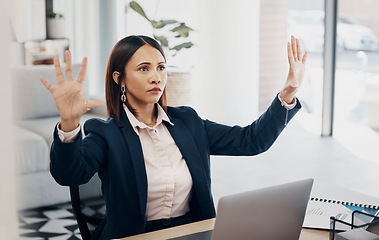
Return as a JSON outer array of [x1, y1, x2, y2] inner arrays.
[[303, 182, 379, 231]]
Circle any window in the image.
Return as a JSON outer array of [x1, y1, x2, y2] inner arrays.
[[260, 0, 379, 162], [334, 0, 379, 160]]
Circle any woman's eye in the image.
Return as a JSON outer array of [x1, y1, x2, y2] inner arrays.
[[139, 66, 148, 71], [159, 66, 166, 71]]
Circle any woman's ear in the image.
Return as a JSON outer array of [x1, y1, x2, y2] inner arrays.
[[112, 71, 120, 84]]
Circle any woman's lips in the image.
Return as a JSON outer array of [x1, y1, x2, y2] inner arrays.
[[148, 87, 161, 93]]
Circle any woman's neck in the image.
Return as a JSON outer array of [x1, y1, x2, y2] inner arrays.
[[131, 102, 157, 126]]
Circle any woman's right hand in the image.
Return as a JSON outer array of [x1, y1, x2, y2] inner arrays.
[[39, 50, 103, 132]]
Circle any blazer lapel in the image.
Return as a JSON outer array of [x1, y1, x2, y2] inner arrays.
[[116, 110, 148, 218], [164, 117, 209, 190], [165, 117, 214, 216]]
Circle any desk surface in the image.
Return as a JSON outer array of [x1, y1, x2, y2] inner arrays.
[[121, 218, 329, 240]]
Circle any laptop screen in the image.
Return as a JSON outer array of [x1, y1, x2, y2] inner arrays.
[[169, 179, 314, 240]]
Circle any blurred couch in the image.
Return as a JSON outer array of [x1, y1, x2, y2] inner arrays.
[[11, 64, 106, 210]]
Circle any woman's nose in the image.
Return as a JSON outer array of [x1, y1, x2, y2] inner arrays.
[[150, 70, 161, 83]]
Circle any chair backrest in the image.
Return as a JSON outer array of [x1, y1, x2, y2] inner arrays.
[[69, 186, 103, 240]]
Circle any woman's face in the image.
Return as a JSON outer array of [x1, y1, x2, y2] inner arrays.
[[123, 44, 167, 108]]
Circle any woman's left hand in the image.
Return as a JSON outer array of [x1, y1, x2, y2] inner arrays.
[[280, 36, 307, 104]]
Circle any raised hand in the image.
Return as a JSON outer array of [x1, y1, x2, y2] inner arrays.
[[280, 36, 307, 104], [39, 50, 103, 132]]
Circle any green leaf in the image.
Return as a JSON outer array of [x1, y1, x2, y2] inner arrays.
[[154, 35, 169, 48], [46, 9, 63, 18], [170, 42, 194, 51], [153, 20, 178, 29], [170, 23, 193, 38], [129, 1, 150, 22], [151, 20, 158, 27], [46, 9, 56, 18]]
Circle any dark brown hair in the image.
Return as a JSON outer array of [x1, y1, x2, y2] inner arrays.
[[105, 35, 167, 121]]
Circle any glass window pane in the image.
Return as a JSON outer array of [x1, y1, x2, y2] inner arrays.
[[334, 0, 379, 161], [260, 0, 325, 135]]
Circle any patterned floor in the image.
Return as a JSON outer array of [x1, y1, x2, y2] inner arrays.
[[18, 197, 105, 240]]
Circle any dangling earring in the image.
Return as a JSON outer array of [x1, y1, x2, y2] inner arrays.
[[121, 85, 126, 103]]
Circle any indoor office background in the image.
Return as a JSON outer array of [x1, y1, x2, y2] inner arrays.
[[1, 0, 379, 239]]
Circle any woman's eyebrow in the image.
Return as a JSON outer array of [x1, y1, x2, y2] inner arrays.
[[136, 62, 151, 67], [136, 61, 165, 66]]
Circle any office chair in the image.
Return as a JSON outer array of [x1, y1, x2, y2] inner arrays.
[[69, 186, 103, 240]]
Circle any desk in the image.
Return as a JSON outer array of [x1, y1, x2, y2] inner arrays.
[[121, 219, 329, 240]]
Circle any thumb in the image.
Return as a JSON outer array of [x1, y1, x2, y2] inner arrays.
[[86, 100, 104, 110]]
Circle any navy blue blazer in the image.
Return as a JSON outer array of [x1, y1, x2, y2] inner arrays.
[[50, 95, 301, 239]]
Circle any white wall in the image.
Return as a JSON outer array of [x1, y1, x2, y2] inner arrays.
[[54, 0, 126, 95], [10, 0, 46, 42], [1, 0, 19, 238], [195, 0, 260, 126], [98, 0, 127, 94]]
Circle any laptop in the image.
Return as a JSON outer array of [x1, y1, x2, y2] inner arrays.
[[170, 178, 314, 240]]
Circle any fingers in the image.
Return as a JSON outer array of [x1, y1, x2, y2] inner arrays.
[[291, 36, 298, 61], [39, 76, 55, 93], [65, 50, 73, 81], [54, 56, 64, 84], [66, 50, 87, 83], [288, 36, 307, 63], [296, 38, 302, 61], [302, 51, 308, 64], [76, 57, 88, 83], [287, 42, 294, 64]]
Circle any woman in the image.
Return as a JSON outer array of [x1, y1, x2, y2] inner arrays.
[[40, 35, 306, 239]]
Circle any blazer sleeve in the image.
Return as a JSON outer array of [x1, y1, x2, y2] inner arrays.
[[50, 122, 108, 186], [203, 95, 301, 156]]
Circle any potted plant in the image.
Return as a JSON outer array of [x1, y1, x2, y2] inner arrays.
[[46, 9, 65, 39], [129, 1, 195, 106]]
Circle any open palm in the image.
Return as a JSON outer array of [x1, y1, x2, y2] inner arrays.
[[281, 36, 307, 103], [39, 50, 103, 131]]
